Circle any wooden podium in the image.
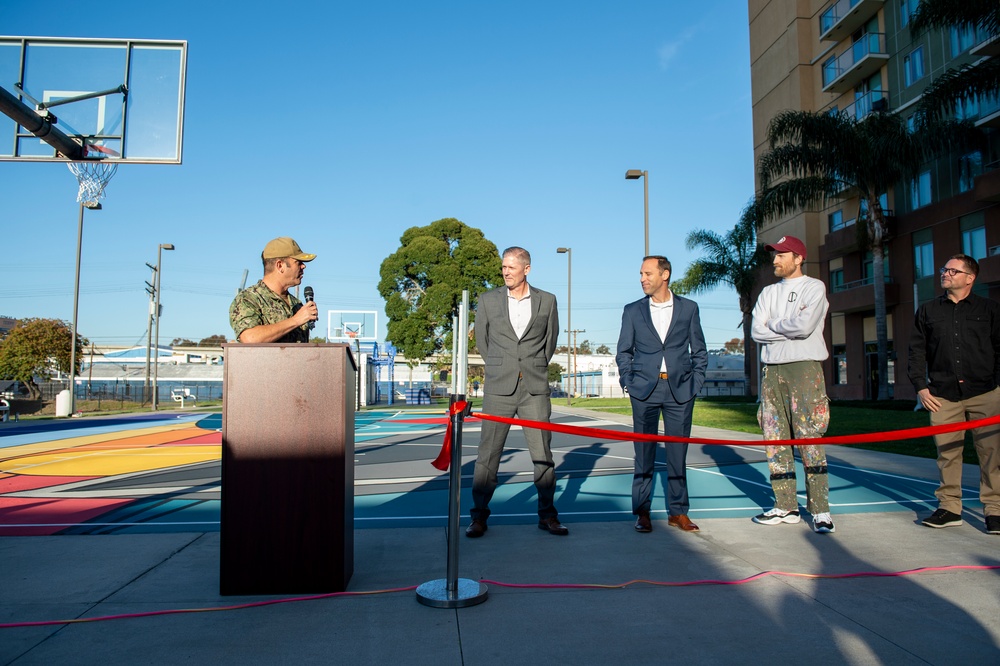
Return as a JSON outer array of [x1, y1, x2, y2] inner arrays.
[[220, 343, 356, 595]]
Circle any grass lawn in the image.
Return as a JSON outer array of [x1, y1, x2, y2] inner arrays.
[[563, 396, 977, 464]]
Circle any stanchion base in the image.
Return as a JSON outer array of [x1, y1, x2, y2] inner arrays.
[[416, 578, 488, 608]]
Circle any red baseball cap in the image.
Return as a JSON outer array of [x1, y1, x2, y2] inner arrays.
[[765, 235, 807, 259]]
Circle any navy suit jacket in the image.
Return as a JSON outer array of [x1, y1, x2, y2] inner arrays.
[[615, 294, 708, 403]]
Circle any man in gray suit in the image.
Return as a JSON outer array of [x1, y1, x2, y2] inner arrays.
[[466, 246, 568, 537], [616, 255, 707, 533]]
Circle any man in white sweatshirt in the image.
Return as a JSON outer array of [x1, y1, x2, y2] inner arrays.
[[750, 235, 835, 534]]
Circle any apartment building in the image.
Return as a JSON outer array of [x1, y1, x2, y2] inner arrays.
[[749, 0, 1000, 400]]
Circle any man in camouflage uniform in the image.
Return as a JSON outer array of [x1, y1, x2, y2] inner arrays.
[[229, 237, 318, 343], [750, 236, 835, 534]]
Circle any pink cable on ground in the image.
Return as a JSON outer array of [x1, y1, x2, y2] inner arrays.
[[2, 566, 997, 629]]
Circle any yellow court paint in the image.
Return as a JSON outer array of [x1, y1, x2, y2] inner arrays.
[[3, 445, 221, 476], [0, 424, 206, 463]]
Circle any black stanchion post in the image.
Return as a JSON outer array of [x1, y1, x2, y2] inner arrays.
[[416, 394, 488, 608]]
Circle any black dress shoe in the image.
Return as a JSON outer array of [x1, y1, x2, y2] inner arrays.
[[538, 516, 569, 535], [465, 520, 487, 538], [634, 512, 652, 533]]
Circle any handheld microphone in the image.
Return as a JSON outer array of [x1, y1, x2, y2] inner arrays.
[[303, 286, 316, 330]]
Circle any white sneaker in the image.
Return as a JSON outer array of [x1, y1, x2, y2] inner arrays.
[[812, 512, 835, 533], [752, 508, 801, 525]]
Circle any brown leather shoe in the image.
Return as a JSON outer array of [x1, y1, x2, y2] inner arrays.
[[538, 516, 569, 535], [634, 512, 652, 533], [465, 519, 487, 538], [668, 514, 700, 532]]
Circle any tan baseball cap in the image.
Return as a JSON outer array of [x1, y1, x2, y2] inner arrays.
[[261, 237, 316, 261]]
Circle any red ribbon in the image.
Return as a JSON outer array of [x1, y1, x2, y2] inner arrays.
[[430, 409, 1000, 470], [431, 400, 469, 471]]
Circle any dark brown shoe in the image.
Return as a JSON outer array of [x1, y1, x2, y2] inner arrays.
[[465, 519, 487, 538], [668, 514, 700, 532], [634, 512, 652, 533], [538, 516, 569, 536]]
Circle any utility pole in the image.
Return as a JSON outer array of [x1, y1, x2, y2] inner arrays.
[[567, 328, 586, 397]]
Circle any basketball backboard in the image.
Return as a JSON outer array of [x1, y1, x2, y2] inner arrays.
[[0, 36, 187, 163], [327, 310, 378, 343]]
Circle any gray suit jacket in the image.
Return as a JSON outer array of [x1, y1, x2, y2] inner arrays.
[[615, 294, 708, 403], [475, 284, 559, 396]]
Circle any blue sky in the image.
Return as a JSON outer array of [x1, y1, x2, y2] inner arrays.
[[0, 1, 755, 352]]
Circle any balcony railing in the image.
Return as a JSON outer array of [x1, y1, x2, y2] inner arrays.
[[837, 90, 889, 120], [832, 275, 894, 294], [819, 0, 884, 43], [822, 33, 890, 94]]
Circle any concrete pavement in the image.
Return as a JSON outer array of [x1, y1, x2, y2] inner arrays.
[[2, 406, 999, 665]]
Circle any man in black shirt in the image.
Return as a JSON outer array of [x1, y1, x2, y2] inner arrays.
[[908, 254, 1000, 535]]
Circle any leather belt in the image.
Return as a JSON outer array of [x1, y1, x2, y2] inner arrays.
[[658, 372, 669, 380]]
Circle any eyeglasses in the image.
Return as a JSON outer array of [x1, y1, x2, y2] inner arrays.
[[939, 267, 971, 277]]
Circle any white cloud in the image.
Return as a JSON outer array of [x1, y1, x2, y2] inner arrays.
[[658, 26, 698, 70]]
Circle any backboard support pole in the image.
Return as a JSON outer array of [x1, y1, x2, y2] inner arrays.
[[0, 85, 84, 159]]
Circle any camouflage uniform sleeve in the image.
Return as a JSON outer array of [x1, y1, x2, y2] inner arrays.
[[229, 289, 266, 342]]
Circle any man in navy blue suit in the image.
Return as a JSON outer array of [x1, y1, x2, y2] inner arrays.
[[616, 256, 708, 533]]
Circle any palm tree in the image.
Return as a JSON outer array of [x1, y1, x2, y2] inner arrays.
[[910, 0, 1000, 124], [756, 109, 966, 400], [672, 199, 771, 397]]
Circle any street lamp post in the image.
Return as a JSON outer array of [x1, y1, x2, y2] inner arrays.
[[625, 169, 649, 256], [556, 247, 571, 406], [68, 201, 101, 416], [143, 262, 156, 405], [151, 243, 174, 411]]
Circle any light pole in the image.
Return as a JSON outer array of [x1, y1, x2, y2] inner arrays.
[[143, 261, 156, 405], [68, 201, 101, 416], [151, 243, 174, 410], [556, 247, 571, 406], [625, 169, 649, 256]]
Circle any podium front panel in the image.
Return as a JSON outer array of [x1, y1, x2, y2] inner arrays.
[[220, 343, 356, 594]]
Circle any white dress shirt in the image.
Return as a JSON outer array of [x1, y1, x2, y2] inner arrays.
[[507, 288, 532, 339], [649, 297, 674, 372]]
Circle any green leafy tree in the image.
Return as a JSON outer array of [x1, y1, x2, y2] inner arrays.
[[198, 334, 227, 347], [756, 110, 974, 399], [378, 218, 501, 361], [595, 344, 611, 355], [910, 0, 1000, 125], [171, 337, 196, 346], [577, 339, 592, 355], [0, 318, 87, 400], [547, 362, 564, 383], [672, 199, 770, 397]]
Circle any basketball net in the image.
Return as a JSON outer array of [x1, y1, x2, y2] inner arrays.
[[67, 159, 118, 206]]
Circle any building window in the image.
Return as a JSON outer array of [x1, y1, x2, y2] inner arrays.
[[956, 97, 980, 121], [904, 47, 926, 87], [959, 151, 982, 192], [911, 170, 932, 209], [830, 268, 845, 292], [900, 0, 919, 27], [823, 56, 838, 86], [914, 241, 935, 279], [864, 250, 891, 282], [963, 226, 987, 260], [951, 25, 977, 57], [829, 210, 844, 232], [833, 344, 848, 385]]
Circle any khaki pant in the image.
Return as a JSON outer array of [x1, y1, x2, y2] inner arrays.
[[929, 386, 1000, 517], [758, 361, 831, 514]]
